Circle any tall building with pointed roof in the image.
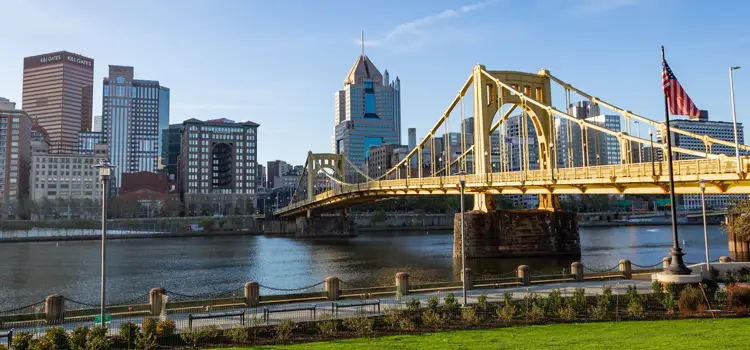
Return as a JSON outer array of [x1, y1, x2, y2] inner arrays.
[[333, 54, 401, 180]]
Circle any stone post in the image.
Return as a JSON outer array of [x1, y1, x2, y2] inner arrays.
[[325, 277, 340, 301], [45, 294, 65, 324], [619, 259, 632, 279], [244, 282, 259, 307], [395, 272, 410, 297], [720, 256, 733, 263], [517, 265, 530, 286], [662, 257, 672, 269], [149, 288, 166, 316], [571, 262, 583, 282], [462, 268, 474, 290]]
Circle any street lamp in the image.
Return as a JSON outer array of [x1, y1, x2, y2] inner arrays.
[[729, 66, 742, 173], [699, 179, 711, 271], [649, 129, 655, 176], [92, 161, 116, 329], [454, 171, 468, 306]]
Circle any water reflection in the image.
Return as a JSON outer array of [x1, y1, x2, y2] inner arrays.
[[0, 225, 730, 307]]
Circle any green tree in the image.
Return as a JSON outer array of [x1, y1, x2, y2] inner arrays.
[[724, 199, 750, 240]]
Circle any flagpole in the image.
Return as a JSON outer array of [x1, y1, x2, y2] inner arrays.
[[661, 45, 691, 275]]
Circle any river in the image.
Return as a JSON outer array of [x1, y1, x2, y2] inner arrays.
[[0, 225, 730, 308]]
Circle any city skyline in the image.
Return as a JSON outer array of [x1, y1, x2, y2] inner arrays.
[[1, 0, 749, 167]]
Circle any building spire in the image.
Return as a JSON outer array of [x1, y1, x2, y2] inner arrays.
[[361, 30, 364, 57]]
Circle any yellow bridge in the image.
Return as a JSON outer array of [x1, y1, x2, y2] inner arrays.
[[276, 64, 750, 219]]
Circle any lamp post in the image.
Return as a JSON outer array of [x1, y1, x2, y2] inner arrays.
[[92, 161, 116, 329], [454, 171, 468, 306], [699, 179, 711, 271], [730, 66, 742, 173], [649, 129, 655, 176]]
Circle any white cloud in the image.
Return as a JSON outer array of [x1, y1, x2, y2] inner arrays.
[[361, 0, 497, 50]]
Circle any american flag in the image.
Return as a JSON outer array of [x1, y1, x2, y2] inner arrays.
[[662, 57, 700, 117]]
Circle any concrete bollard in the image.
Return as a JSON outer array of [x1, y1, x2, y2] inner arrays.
[[396, 272, 410, 296], [571, 262, 584, 282], [244, 282, 260, 307], [149, 288, 166, 316], [720, 256, 733, 263], [662, 257, 672, 269], [325, 277, 340, 301], [517, 265, 530, 286], [45, 294, 65, 324], [462, 268, 474, 290], [619, 259, 632, 279]]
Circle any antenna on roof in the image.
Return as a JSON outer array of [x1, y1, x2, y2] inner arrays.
[[361, 30, 364, 57]]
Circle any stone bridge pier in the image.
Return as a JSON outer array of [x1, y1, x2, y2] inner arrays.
[[295, 210, 356, 238], [453, 209, 580, 258]]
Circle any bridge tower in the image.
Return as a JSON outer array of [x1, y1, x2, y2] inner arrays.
[[296, 152, 356, 237], [471, 64, 558, 211], [455, 65, 579, 259]]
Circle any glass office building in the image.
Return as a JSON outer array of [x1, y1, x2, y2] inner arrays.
[[333, 55, 401, 181], [102, 65, 170, 192]]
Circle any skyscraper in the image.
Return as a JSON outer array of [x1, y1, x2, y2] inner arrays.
[[658, 111, 747, 209], [585, 115, 621, 166], [408, 128, 416, 169], [102, 65, 170, 191], [555, 101, 599, 168], [22, 51, 94, 153], [93, 115, 103, 132], [333, 53, 401, 180], [0, 98, 32, 205]]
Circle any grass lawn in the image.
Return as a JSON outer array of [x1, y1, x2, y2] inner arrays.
[[223, 318, 749, 349]]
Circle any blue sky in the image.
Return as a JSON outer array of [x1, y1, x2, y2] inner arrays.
[[1, 0, 748, 166]]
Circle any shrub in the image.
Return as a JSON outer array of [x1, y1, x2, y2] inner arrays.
[[70, 326, 90, 350], [276, 319, 295, 342], [662, 294, 677, 315], [405, 298, 421, 312], [678, 285, 704, 314], [461, 307, 478, 325], [119, 322, 139, 344], [497, 302, 516, 324], [701, 280, 719, 302], [528, 304, 546, 322], [726, 270, 738, 285], [557, 304, 576, 321], [571, 288, 587, 314], [156, 320, 176, 337], [135, 333, 157, 350], [588, 293, 610, 320], [398, 318, 416, 331], [383, 309, 401, 328], [626, 285, 639, 301], [546, 290, 563, 314], [86, 327, 110, 350], [199, 325, 220, 341], [12, 331, 33, 350], [426, 295, 440, 312], [476, 293, 496, 321], [652, 280, 665, 299], [180, 329, 203, 349], [141, 318, 157, 338], [228, 327, 251, 344], [317, 313, 338, 338], [728, 284, 750, 306], [716, 286, 729, 305], [665, 282, 679, 298], [43, 327, 70, 350], [0, 344, 7, 350], [442, 293, 461, 319], [627, 299, 646, 319], [421, 309, 446, 327], [342, 312, 374, 336]]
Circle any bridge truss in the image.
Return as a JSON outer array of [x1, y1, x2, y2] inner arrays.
[[279, 65, 750, 218]]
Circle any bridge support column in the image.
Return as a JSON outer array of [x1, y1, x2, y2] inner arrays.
[[537, 194, 561, 211], [295, 216, 356, 237], [453, 210, 580, 258]]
